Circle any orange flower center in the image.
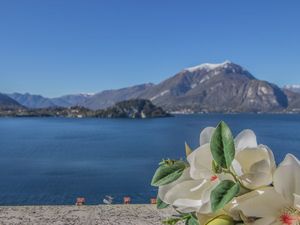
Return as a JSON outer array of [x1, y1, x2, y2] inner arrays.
[[210, 175, 218, 181], [279, 207, 300, 225], [280, 213, 296, 225]]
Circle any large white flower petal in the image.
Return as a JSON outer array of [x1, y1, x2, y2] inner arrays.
[[239, 159, 273, 189], [195, 180, 220, 214], [261, 144, 276, 173], [233, 145, 275, 189], [200, 127, 215, 146], [200, 178, 220, 203], [280, 153, 300, 166], [239, 171, 273, 190], [234, 129, 257, 152], [231, 159, 243, 176], [158, 168, 191, 203], [163, 179, 206, 204], [250, 159, 270, 173], [173, 199, 207, 213], [294, 194, 300, 210], [274, 154, 300, 204], [176, 201, 212, 214], [235, 148, 270, 173], [229, 187, 289, 218], [163, 179, 215, 213], [251, 217, 279, 225], [196, 201, 212, 214], [187, 144, 213, 180]]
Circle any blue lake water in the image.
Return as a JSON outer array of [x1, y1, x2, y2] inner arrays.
[[0, 114, 300, 205]]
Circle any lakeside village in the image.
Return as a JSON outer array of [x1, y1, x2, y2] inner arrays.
[[0, 99, 171, 118]]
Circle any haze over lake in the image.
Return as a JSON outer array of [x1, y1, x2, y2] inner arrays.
[[0, 114, 299, 205]]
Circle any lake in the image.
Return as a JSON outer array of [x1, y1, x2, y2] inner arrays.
[[0, 114, 299, 205]]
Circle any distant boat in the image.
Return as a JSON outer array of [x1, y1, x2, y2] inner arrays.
[[103, 195, 113, 204]]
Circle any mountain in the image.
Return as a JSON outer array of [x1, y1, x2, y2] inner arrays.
[[4, 61, 298, 113], [282, 85, 300, 112], [282, 89, 300, 112], [78, 61, 288, 112], [283, 85, 300, 94], [8, 93, 56, 108], [137, 61, 288, 112], [0, 93, 24, 109], [7, 93, 94, 109], [94, 99, 170, 118], [0, 99, 170, 118], [82, 83, 154, 110], [52, 93, 94, 107]]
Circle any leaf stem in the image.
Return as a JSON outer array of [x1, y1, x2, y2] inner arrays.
[[222, 169, 252, 192]]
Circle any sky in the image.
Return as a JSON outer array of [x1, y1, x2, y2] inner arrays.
[[0, 0, 300, 97]]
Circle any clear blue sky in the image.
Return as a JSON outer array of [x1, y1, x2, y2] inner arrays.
[[1, 0, 300, 97]]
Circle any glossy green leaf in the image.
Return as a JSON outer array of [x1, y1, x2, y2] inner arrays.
[[162, 217, 182, 225], [157, 196, 169, 209], [212, 160, 222, 174], [211, 180, 240, 212], [151, 160, 186, 187], [185, 214, 199, 225], [210, 121, 235, 169]]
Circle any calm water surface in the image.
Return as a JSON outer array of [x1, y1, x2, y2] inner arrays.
[[0, 114, 299, 205]]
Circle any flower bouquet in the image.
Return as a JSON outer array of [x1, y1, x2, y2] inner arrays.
[[151, 121, 300, 225]]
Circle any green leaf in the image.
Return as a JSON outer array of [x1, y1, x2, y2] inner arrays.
[[210, 180, 240, 212], [162, 217, 182, 225], [151, 160, 186, 187], [212, 160, 222, 174], [156, 196, 169, 209], [185, 214, 199, 225], [210, 121, 235, 169]]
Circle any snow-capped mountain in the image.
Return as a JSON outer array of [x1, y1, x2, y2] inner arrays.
[[138, 61, 287, 112], [283, 84, 300, 93], [184, 60, 247, 73], [4, 61, 300, 113]]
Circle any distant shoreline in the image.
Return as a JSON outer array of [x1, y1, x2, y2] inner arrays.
[[0, 99, 171, 118], [1, 111, 300, 118]]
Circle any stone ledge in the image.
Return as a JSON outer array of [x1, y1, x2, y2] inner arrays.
[[0, 204, 180, 225]]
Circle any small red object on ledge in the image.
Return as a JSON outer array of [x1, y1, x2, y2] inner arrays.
[[76, 197, 85, 206], [123, 196, 131, 204], [150, 198, 157, 204]]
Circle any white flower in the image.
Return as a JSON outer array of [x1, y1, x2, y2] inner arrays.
[[157, 126, 276, 215], [229, 154, 300, 225], [158, 168, 220, 213], [187, 127, 276, 190]]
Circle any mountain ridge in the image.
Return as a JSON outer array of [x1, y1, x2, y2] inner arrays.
[[3, 61, 300, 113], [0, 93, 24, 109]]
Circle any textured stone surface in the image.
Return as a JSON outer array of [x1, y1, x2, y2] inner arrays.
[[0, 204, 178, 225]]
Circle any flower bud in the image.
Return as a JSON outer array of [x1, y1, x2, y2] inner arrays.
[[205, 215, 234, 225]]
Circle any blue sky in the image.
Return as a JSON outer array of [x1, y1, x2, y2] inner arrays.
[[1, 0, 300, 97]]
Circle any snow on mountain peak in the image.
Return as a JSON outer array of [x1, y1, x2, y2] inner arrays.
[[284, 84, 300, 89], [78, 93, 95, 97], [283, 84, 300, 94], [184, 60, 232, 72]]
